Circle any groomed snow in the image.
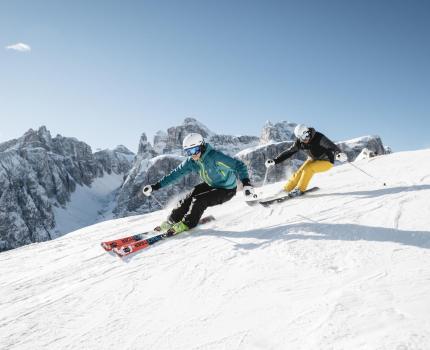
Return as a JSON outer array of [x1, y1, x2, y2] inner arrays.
[[1, 149, 430, 349]]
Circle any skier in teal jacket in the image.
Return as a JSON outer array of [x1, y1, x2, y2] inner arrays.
[[142, 133, 256, 234]]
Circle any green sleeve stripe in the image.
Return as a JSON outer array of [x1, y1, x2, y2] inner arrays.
[[216, 161, 232, 169], [198, 161, 212, 185]]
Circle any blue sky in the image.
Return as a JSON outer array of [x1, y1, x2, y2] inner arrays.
[[1, 0, 429, 152]]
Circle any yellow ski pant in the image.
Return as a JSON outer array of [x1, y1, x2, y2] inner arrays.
[[284, 159, 333, 192]]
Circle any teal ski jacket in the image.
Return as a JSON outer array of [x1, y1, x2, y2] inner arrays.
[[157, 144, 249, 190]]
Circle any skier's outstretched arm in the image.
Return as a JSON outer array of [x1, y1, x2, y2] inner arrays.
[[273, 140, 300, 164], [142, 159, 194, 196]]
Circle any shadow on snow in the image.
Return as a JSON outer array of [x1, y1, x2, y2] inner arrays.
[[312, 184, 430, 199], [119, 184, 430, 259], [198, 221, 430, 251]]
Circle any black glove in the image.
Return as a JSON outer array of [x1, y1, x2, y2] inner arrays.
[[152, 182, 161, 191], [242, 178, 257, 200], [242, 178, 252, 187]]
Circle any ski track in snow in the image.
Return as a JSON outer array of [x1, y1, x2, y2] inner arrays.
[[1, 149, 430, 349]]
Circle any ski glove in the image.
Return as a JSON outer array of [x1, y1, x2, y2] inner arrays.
[[142, 183, 161, 196], [265, 159, 275, 168], [242, 178, 252, 187], [241, 178, 257, 200], [335, 152, 348, 162]]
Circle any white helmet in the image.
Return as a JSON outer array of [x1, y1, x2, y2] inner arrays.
[[182, 133, 204, 150], [294, 124, 311, 142]]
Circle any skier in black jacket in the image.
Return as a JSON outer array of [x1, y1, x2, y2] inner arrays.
[[265, 124, 347, 196]]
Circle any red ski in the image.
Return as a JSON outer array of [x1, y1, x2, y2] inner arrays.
[[112, 215, 215, 257], [101, 232, 152, 251]]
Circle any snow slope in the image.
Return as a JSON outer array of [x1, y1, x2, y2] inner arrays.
[[52, 173, 124, 238], [1, 149, 430, 350]]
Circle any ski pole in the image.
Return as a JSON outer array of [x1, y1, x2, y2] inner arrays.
[[151, 192, 165, 209], [347, 161, 386, 186], [262, 167, 270, 187]]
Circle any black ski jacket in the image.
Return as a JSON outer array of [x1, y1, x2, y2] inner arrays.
[[274, 129, 341, 164]]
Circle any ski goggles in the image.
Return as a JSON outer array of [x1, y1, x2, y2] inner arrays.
[[299, 130, 311, 142], [184, 145, 202, 156]]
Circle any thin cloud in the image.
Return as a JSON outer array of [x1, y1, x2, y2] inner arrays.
[[5, 43, 31, 52]]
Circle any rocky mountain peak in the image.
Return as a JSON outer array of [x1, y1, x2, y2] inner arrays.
[[20, 126, 53, 150], [0, 126, 135, 251], [182, 117, 214, 137], [114, 145, 134, 155], [153, 118, 215, 155], [153, 130, 168, 154], [260, 120, 297, 144], [138, 133, 157, 159]]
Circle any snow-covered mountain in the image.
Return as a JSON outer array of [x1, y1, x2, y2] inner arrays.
[[0, 127, 134, 251], [1, 149, 429, 349], [94, 145, 135, 176], [337, 135, 387, 161]]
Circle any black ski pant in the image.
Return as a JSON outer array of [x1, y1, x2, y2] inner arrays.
[[169, 183, 236, 228]]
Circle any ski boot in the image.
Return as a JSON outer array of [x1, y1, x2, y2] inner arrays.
[[166, 221, 189, 235], [154, 219, 174, 232], [288, 188, 303, 198]]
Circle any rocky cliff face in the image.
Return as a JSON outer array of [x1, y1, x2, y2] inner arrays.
[[94, 145, 135, 177], [259, 121, 297, 144], [208, 134, 260, 155], [0, 151, 54, 251], [0, 127, 134, 251], [336, 135, 386, 161]]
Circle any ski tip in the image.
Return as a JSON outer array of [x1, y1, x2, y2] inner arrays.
[[101, 242, 112, 251]]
